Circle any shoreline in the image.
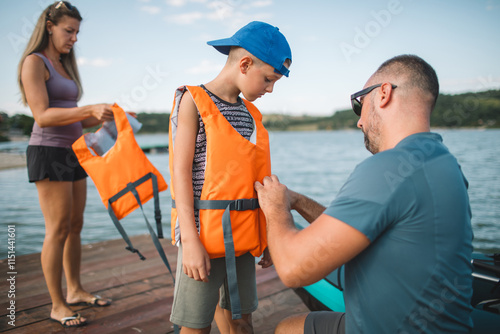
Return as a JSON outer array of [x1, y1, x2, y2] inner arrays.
[[0, 152, 26, 170]]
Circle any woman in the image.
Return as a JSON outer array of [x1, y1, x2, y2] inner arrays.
[[18, 1, 113, 328]]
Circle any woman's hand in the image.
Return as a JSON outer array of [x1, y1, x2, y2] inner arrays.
[[90, 104, 114, 122]]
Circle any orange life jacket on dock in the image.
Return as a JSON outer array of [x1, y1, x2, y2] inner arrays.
[[169, 85, 271, 259], [72, 104, 172, 277]]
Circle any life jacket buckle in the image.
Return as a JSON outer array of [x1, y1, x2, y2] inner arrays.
[[230, 198, 259, 211]]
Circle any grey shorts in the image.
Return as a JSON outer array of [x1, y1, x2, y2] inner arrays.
[[170, 244, 258, 329], [304, 311, 346, 334]]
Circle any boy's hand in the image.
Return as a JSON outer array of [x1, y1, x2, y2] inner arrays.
[[258, 248, 273, 268], [182, 238, 211, 282]]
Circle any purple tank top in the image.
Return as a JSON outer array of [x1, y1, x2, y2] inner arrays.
[[28, 52, 82, 147]]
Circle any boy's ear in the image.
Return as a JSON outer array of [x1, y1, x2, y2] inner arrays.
[[239, 56, 253, 74]]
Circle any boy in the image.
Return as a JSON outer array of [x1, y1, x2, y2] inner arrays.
[[168, 21, 292, 333]]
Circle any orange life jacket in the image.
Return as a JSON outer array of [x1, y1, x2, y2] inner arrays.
[[169, 86, 271, 319], [72, 104, 172, 276], [169, 85, 270, 259]]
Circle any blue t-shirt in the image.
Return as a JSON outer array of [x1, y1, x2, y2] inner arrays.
[[324, 132, 473, 333]]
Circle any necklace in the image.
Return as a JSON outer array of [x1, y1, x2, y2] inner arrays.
[[40, 50, 61, 67]]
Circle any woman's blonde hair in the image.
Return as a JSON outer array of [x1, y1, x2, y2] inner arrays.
[[17, 1, 83, 106]]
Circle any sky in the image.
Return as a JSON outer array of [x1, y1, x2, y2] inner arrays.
[[1, 0, 500, 117]]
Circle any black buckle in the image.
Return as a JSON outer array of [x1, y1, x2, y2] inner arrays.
[[155, 211, 162, 221], [231, 198, 259, 211], [125, 246, 146, 260]]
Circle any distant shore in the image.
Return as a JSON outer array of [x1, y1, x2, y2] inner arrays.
[[0, 135, 28, 170], [0, 152, 26, 170]]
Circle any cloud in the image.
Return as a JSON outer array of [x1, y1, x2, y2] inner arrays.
[[249, 0, 273, 8], [486, 0, 499, 10], [440, 75, 500, 93], [141, 6, 161, 14], [77, 57, 113, 67], [206, 1, 237, 21], [166, 0, 207, 7], [166, 11, 204, 24], [165, 0, 273, 26], [166, 0, 186, 6], [186, 59, 223, 74]]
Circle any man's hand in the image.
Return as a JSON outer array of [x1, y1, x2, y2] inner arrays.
[[254, 175, 291, 217]]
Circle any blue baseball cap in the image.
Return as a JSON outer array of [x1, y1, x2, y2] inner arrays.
[[207, 21, 292, 77]]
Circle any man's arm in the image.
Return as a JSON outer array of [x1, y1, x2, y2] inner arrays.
[[255, 175, 371, 288], [288, 189, 326, 224]]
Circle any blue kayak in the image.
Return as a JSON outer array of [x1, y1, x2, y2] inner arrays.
[[293, 252, 500, 333]]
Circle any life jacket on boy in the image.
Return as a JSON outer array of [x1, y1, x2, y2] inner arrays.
[[169, 85, 270, 258], [169, 86, 271, 319], [72, 104, 172, 277]]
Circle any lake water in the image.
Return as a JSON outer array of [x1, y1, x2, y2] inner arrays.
[[1, 129, 499, 259]]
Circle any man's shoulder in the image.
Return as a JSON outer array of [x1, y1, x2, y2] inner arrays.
[[366, 132, 450, 169]]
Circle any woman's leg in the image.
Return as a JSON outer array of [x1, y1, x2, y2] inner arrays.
[[37, 179, 86, 326], [64, 178, 111, 306], [63, 178, 86, 300]]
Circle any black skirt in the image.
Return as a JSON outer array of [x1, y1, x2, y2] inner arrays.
[[27, 145, 87, 182]]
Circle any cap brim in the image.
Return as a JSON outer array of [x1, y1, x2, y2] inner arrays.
[[207, 38, 236, 55]]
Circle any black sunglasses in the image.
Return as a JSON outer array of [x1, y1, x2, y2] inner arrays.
[[350, 83, 397, 116]]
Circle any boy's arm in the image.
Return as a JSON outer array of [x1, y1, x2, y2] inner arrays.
[[173, 92, 211, 282]]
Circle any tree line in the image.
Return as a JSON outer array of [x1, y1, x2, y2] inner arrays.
[[1, 89, 499, 141], [263, 89, 500, 131]]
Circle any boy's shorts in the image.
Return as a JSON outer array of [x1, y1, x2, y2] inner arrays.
[[304, 311, 346, 334], [170, 244, 258, 329]]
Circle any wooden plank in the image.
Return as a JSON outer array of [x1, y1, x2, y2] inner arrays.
[[0, 235, 308, 333]]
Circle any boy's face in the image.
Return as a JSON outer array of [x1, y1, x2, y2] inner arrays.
[[241, 62, 283, 102]]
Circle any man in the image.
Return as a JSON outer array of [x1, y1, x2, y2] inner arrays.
[[255, 55, 473, 333]]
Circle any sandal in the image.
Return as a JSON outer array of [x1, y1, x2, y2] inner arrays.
[[68, 294, 112, 307], [50, 313, 86, 328]]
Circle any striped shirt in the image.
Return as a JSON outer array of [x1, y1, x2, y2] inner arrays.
[[192, 85, 255, 228]]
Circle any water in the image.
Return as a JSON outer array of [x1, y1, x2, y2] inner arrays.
[[1, 129, 499, 259]]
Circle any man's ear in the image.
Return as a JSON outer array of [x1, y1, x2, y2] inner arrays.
[[240, 56, 253, 74], [379, 83, 395, 108]]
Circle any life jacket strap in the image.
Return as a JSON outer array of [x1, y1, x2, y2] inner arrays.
[[172, 198, 260, 211], [171, 198, 260, 320], [108, 173, 174, 282]]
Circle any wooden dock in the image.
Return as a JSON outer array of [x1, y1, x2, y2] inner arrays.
[[0, 235, 308, 333]]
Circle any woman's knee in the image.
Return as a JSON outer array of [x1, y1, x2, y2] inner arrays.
[[45, 223, 70, 244], [69, 215, 84, 234]]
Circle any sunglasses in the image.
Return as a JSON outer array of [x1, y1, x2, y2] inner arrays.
[[47, 1, 76, 21], [350, 83, 397, 116], [55, 1, 75, 11]]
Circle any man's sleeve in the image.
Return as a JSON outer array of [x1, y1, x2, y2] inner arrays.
[[323, 154, 397, 242]]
